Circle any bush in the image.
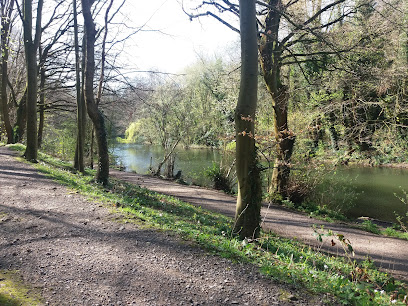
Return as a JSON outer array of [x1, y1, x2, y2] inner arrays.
[[205, 162, 235, 194]]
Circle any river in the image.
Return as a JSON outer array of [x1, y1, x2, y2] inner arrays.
[[111, 143, 408, 223]]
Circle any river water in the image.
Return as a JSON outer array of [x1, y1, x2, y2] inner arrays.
[[112, 143, 408, 223]]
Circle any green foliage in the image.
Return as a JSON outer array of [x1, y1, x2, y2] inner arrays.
[[13, 145, 407, 305], [117, 121, 146, 144], [394, 188, 408, 232], [224, 141, 236, 152], [361, 220, 381, 235], [41, 120, 77, 160], [205, 162, 234, 194], [383, 227, 408, 240], [123, 58, 237, 150]]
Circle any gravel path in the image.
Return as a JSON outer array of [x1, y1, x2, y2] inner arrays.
[[110, 169, 408, 281], [0, 146, 329, 305]]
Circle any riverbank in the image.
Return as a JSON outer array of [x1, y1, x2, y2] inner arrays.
[[110, 168, 408, 280], [112, 142, 408, 223], [2, 144, 408, 304], [0, 145, 329, 305]]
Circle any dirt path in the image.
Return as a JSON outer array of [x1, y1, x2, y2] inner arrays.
[[111, 170, 408, 281], [0, 146, 331, 305]]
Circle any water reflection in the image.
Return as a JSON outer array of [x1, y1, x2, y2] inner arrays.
[[112, 143, 408, 223], [112, 143, 223, 186]]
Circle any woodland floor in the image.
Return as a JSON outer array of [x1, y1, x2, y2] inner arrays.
[[0, 146, 332, 305]]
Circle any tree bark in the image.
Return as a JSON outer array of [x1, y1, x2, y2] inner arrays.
[[259, 0, 295, 200], [73, 0, 85, 173], [37, 65, 45, 147], [233, 0, 262, 240], [13, 88, 27, 143], [82, 0, 109, 184], [23, 0, 43, 161], [0, 0, 15, 144]]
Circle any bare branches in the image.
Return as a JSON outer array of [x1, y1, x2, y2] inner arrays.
[[181, 0, 240, 33]]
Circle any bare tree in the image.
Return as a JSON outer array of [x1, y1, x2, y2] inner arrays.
[[81, 0, 109, 184], [21, 0, 43, 161]]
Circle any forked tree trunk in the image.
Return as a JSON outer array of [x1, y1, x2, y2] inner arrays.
[[82, 0, 109, 184], [233, 0, 262, 240]]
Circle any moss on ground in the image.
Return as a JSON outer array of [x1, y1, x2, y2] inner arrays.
[[0, 270, 43, 306]]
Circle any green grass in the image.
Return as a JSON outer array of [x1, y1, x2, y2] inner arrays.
[[382, 227, 408, 240], [281, 198, 408, 241], [6, 144, 408, 305], [0, 270, 43, 306]]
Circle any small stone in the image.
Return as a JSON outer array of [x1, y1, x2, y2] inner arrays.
[[289, 295, 298, 301]]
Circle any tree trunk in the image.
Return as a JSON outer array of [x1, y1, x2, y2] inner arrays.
[[0, 0, 15, 144], [154, 138, 180, 176], [328, 112, 339, 151], [233, 0, 262, 240], [23, 0, 43, 162], [14, 88, 27, 143], [259, 0, 295, 200], [37, 66, 45, 147], [82, 0, 109, 184], [269, 86, 295, 199], [73, 0, 85, 173]]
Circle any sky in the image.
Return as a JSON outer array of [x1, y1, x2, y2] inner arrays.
[[118, 0, 240, 75]]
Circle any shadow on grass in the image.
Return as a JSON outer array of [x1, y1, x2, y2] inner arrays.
[[0, 294, 21, 306]]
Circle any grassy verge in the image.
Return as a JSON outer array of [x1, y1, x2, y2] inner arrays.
[[359, 220, 408, 241], [281, 199, 408, 241], [0, 270, 43, 306], [6, 144, 408, 305]]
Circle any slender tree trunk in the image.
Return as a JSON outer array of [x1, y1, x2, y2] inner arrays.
[[37, 66, 45, 147], [0, 0, 15, 144], [82, 0, 109, 184], [259, 1, 295, 200], [90, 127, 94, 169], [73, 0, 85, 173], [23, 0, 43, 161], [233, 0, 262, 240], [14, 88, 27, 143], [25, 43, 38, 161], [269, 86, 295, 198], [328, 112, 339, 151], [154, 138, 180, 176], [1, 46, 13, 144]]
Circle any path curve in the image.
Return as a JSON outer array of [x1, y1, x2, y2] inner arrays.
[[0, 146, 328, 305], [111, 169, 408, 281]]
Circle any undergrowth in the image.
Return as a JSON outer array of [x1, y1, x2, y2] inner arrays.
[[7, 144, 408, 305]]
